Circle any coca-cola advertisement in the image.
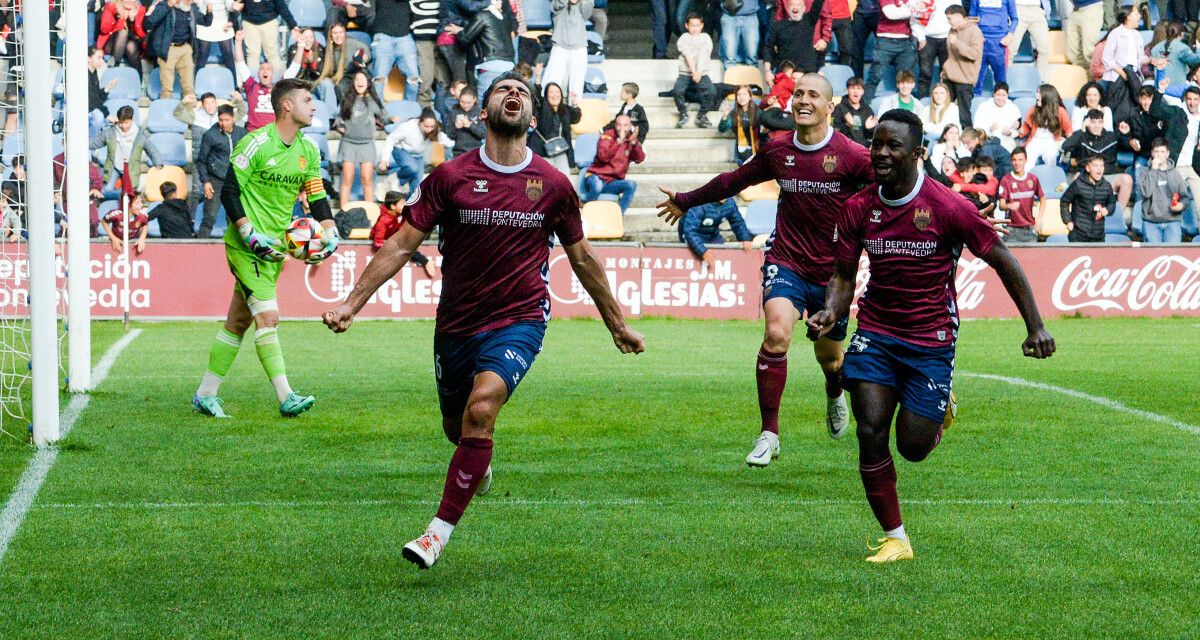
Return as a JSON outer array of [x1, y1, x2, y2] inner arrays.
[[0, 243, 1197, 319]]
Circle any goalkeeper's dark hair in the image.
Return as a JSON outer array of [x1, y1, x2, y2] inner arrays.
[[481, 72, 537, 107], [271, 78, 313, 116], [877, 109, 925, 151]]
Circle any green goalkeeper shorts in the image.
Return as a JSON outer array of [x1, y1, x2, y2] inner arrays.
[[226, 244, 283, 303]]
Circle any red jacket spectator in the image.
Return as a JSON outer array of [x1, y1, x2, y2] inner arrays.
[[370, 203, 402, 250], [97, 1, 147, 52], [588, 129, 645, 182], [766, 71, 795, 110]]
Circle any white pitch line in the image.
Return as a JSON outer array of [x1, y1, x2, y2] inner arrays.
[[0, 329, 142, 566], [959, 372, 1200, 436]]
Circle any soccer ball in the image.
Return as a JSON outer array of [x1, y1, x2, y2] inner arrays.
[[284, 217, 324, 261]]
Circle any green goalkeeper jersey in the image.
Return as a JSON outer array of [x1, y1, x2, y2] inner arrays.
[[224, 123, 326, 252]]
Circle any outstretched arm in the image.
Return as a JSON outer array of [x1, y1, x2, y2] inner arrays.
[[979, 242, 1056, 358], [322, 223, 429, 332], [563, 239, 645, 354]]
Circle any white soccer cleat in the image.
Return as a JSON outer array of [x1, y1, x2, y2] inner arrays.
[[746, 431, 781, 467], [401, 530, 446, 569], [826, 393, 850, 440], [475, 465, 493, 497]]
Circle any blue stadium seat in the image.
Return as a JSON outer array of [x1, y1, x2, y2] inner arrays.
[[821, 65, 854, 97], [574, 132, 599, 168], [1007, 64, 1041, 97], [1031, 165, 1068, 197], [347, 31, 372, 48], [1105, 233, 1131, 243], [1104, 208, 1127, 234], [98, 200, 121, 221], [525, 0, 552, 29], [1045, 234, 1069, 243], [583, 66, 607, 99], [288, 0, 327, 27], [147, 71, 183, 100], [1013, 32, 1035, 63], [304, 132, 331, 169], [586, 31, 605, 64], [970, 95, 986, 113], [874, 74, 898, 96], [147, 99, 187, 134], [1139, 30, 1152, 46], [1183, 201, 1199, 236], [53, 67, 64, 100], [1, 132, 22, 164], [304, 100, 331, 134], [1193, 235, 1200, 242], [195, 202, 227, 238], [385, 100, 422, 122], [103, 98, 138, 120], [150, 132, 188, 166], [744, 199, 777, 236], [1014, 95, 1036, 116], [195, 66, 236, 99], [1131, 200, 1144, 236], [870, 96, 887, 116], [104, 66, 141, 101], [145, 202, 161, 237]]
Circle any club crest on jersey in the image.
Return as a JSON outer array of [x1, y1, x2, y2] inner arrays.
[[474, 179, 489, 193], [297, 155, 307, 170], [785, 155, 795, 166], [525, 179, 543, 201], [914, 208, 932, 230], [823, 154, 837, 173]]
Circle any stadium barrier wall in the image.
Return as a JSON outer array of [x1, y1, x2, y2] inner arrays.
[[3, 243, 1198, 320]]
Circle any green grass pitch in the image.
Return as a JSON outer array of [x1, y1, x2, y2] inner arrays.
[[0, 317, 1197, 638]]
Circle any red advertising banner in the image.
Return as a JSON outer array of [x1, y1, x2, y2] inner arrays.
[[2, 242, 1198, 320]]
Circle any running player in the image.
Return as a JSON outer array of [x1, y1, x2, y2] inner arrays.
[[321, 72, 645, 570], [656, 74, 873, 466], [192, 78, 340, 419], [808, 110, 1056, 563]]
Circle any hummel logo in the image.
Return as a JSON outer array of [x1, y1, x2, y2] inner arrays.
[[474, 179, 489, 193], [455, 470, 473, 489], [785, 155, 795, 166], [757, 364, 769, 370], [870, 210, 883, 223]]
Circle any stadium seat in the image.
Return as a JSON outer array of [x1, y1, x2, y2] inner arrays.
[[1047, 30, 1067, 64], [1193, 235, 1200, 242], [98, 200, 121, 221], [1183, 202, 1199, 236], [145, 203, 161, 237], [581, 200, 624, 239], [1104, 208, 1128, 234], [144, 166, 187, 202], [1013, 32, 1035, 64], [303, 132, 331, 169], [1045, 65, 1088, 103], [1007, 64, 1040, 97], [147, 70, 183, 100], [195, 66, 236, 99], [739, 181, 780, 202], [2, 131, 23, 164], [288, 0, 327, 27], [744, 199, 777, 236], [103, 66, 141, 101], [194, 202, 227, 238], [431, 142, 447, 167], [147, 99, 187, 134], [572, 99, 611, 135], [1139, 30, 1153, 46], [970, 95, 987, 113], [149, 132, 188, 167], [1045, 233, 1069, 243], [384, 67, 408, 102], [723, 65, 764, 90], [821, 64, 854, 97], [347, 31, 372, 48], [583, 66, 607, 99], [304, 100, 331, 134], [586, 31, 605, 64], [103, 98, 138, 122], [525, 0, 552, 29], [385, 100, 422, 123], [1035, 199, 1070, 236], [1105, 233, 1131, 243], [1030, 165, 1068, 198], [1014, 95, 1036, 117], [574, 132, 599, 168], [870, 96, 887, 116]]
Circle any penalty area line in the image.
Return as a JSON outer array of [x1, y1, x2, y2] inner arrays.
[[0, 329, 142, 568], [959, 372, 1200, 436]]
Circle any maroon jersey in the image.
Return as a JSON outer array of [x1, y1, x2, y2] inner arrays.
[[997, 172, 1042, 228], [403, 147, 585, 337], [837, 174, 1000, 348], [675, 129, 872, 285]]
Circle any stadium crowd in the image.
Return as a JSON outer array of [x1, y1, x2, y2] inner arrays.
[[15, 0, 1200, 246]]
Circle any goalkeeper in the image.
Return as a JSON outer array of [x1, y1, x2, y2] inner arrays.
[[192, 78, 339, 419]]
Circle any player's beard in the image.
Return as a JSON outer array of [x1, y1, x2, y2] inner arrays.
[[486, 101, 531, 140]]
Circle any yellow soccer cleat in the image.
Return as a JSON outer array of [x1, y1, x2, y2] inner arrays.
[[866, 537, 914, 563], [943, 390, 958, 431]]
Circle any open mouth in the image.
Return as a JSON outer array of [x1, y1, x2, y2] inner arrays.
[[502, 95, 522, 114], [795, 108, 814, 118]]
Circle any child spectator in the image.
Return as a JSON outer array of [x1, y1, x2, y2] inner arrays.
[[532, 83, 581, 176], [438, 79, 470, 128], [383, 108, 455, 196], [1138, 138, 1190, 243], [234, 31, 279, 132], [449, 87, 486, 158], [334, 71, 391, 210], [673, 13, 717, 129], [1019, 83, 1071, 166], [766, 61, 797, 109], [877, 70, 921, 113], [148, 181, 195, 239], [612, 83, 649, 145], [581, 114, 644, 212], [101, 193, 149, 254], [371, 191, 438, 275], [930, 122, 970, 169], [997, 146, 1044, 243], [955, 155, 999, 211], [194, 104, 247, 238], [1060, 155, 1115, 242], [832, 76, 876, 146], [89, 106, 161, 196], [678, 198, 754, 269], [972, 82, 1023, 149], [719, 85, 767, 165], [962, 127, 1012, 177]]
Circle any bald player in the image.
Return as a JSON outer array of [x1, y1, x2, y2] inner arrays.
[[658, 73, 873, 466]]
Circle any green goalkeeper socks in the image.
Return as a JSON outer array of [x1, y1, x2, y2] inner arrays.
[[254, 328, 293, 403], [197, 328, 243, 397]]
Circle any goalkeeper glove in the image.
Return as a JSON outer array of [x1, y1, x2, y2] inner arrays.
[[238, 222, 286, 262], [306, 225, 340, 265]]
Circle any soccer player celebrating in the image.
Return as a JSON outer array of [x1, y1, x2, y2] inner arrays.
[[322, 72, 645, 570], [656, 74, 873, 466], [808, 110, 1056, 563], [192, 78, 340, 419]]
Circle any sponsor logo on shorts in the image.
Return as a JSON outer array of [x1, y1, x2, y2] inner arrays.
[[504, 349, 528, 369], [849, 334, 870, 353]]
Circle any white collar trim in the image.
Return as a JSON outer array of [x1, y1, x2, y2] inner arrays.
[[793, 127, 833, 152], [479, 144, 533, 174], [879, 172, 925, 207]]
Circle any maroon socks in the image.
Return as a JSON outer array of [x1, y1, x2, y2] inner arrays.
[[756, 348, 787, 435], [859, 456, 902, 532], [435, 437, 494, 525]]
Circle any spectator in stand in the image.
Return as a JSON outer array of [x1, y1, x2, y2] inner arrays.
[[764, 0, 832, 76], [863, 0, 919, 103], [1102, 9, 1149, 94], [448, 86, 486, 157], [88, 47, 118, 140], [373, 0, 422, 100], [719, 0, 761, 68], [997, 146, 1044, 242], [673, 13, 718, 129], [194, 0, 239, 78], [195, 104, 247, 238], [100, 193, 149, 254], [962, 127, 1013, 176], [1151, 23, 1200, 91], [370, 191, 439, 275], [969, 0, 1018, 94], [460, 0, 517, 94], [581, 114, 644, 213], [1062, 108, 1133, 214], [592, 0, 609, 39], [850, 0, 879, 77], [954, 154, 1000, 207], [930, 122, 970, 168], [411, 0, 449, 107], [544, 0, 593, 102], [921, 83, 961, 138], [759, 92, 798, 138], [1019, 83, 1071, 165], [531, 83, 581, 176], [766, 60, 797, 108], [917, 0, 958, 99], [612, 83, 649, 145], [1060, 155, 1115, 241], [877, 70, 921, 113], [832, 76, 876, 145], [382, 108, 455, 195], [89, 106, 161, 196], [334, 71, 390, 210], [719, 85, 766, 164], [284, 28, 326, 83], [148, 181, 196, 238], [316, 23, 371, 105], [973, 82, 1022, 148], [241, 0, 300, 72], [1173, 87, 1200, 211], [98, 0, 148, 69], [678, 198, 754, 268], [1012, 0, 1051, 78], [1070, 81, 1114, 130], [175, 91, 246, 210], [943, 4, 983, 127], [0, 155, 24, 211], [144, 0, 213, 100], [1140, 137, 1190, 242], [330, 0, 376, 30], [234, 31, 278, 132], [1120, 86, 1188, 164], [1066, 0, 1104, 69], [437, 79, 469, 125]]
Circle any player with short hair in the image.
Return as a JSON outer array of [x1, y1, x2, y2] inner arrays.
[[192, 77, 340, 419], [657, 73, 873, 466], [322, 72, 645, 570], [808, 109, 1056, 563]]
